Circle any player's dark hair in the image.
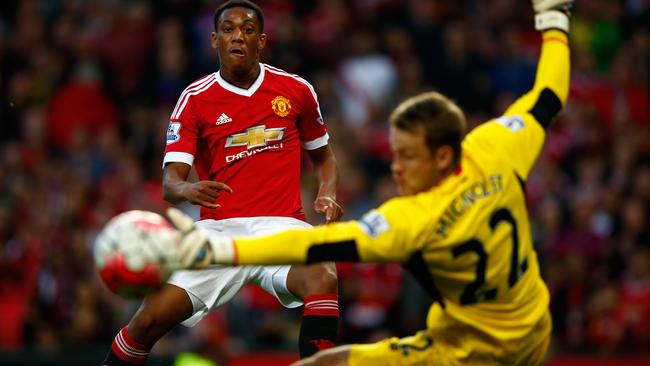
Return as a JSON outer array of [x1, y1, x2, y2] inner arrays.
[[214, 0, 264, 32], [389, 91, 466, 168]]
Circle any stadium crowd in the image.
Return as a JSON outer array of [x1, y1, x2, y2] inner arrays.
[[1, 0, 648, 363]]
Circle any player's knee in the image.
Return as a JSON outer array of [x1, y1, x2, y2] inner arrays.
[[303, 263, 338, 295]]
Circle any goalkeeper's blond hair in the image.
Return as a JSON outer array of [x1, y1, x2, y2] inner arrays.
[[389, 91, 467, 169]]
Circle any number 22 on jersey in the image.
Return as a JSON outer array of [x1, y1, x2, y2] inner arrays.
[[451, 207, 529, 305]]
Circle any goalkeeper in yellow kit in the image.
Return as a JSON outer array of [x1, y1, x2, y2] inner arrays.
[[169, 1, 573, 365]]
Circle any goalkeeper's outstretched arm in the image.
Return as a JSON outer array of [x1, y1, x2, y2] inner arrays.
[[469, 0, 573, 180], [168, 201, 418, 268]]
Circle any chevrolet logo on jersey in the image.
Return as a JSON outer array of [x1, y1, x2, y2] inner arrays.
[[225, 125, 285, 149]]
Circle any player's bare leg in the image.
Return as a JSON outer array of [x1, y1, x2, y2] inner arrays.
[[102, 284, 193, 365], [291, 346, 350, 366], [287, 262, 340, 358]]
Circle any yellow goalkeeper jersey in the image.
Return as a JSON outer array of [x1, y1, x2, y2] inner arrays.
[[233, 30, 570, 364]]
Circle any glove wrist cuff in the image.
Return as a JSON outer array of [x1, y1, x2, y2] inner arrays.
[[535, 10, 570, 33], [207, 235, 236, 265]]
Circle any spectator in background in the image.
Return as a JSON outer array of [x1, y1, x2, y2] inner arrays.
[[335, 27, 398, 127], [46, 70, 119, 153], [0, 226, 41, 349]]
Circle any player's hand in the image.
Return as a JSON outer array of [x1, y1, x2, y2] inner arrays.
[[181, 181, 232, 209], [532, 0, 573, 33], [313, 196, 343, 223], [166, 208, 235, 268]]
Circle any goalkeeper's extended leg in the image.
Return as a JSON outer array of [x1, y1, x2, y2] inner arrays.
[[102, 285, 193, 365]]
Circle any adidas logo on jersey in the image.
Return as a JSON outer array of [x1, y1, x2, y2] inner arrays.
[[216, 113, 232, 125]]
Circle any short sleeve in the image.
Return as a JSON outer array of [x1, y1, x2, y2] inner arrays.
[[163, 95, 200, 167], [297, 81, 329, 150]]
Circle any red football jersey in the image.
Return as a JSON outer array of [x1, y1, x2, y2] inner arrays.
[[163, 64, 328, 221]]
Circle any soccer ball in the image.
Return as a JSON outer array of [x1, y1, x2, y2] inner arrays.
[[94, 210, 182, 298]]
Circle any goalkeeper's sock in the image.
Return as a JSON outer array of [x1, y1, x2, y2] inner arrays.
[[298, 294, 339, 358], [103, 326, 150, 365]]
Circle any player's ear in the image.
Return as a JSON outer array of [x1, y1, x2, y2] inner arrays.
[[210, 31, 218, 49], [258, 33, 266, 51], [435, 145, 453, 171]]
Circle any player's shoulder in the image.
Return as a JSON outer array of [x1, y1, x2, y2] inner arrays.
[[464, 113, 542, 150], [176, 73, 219, 103], [182, 73, 219, 92], [461, 120, 494, 153], [466, 116, 517, 137], [370, 193, 437, 241], [378, 191, 433, 220], [464, 115, 523, 147], [262, 63, 315, 91], [170, 73, 218, 119]]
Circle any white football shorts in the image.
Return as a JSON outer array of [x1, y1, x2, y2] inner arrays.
[[168, 216, 311, 327]]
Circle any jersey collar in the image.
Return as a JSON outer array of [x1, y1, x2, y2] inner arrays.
[[216, 63, 265, 97]]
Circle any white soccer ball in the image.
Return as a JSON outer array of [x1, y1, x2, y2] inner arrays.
[[94, 210, 182, 298]]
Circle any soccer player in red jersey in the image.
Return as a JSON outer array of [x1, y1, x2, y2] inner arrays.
[[102, 1, 342, 364]]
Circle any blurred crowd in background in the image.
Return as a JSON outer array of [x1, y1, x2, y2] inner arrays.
[[1, 0, 648, 364]]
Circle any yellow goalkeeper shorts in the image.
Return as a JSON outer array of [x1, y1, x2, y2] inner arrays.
[[348, 312, 551, 366]]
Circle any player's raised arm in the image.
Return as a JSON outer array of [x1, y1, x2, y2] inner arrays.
[[465, 1, 572, 181], [505, 1, 572, 126], [169, 197, 425, 268]]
